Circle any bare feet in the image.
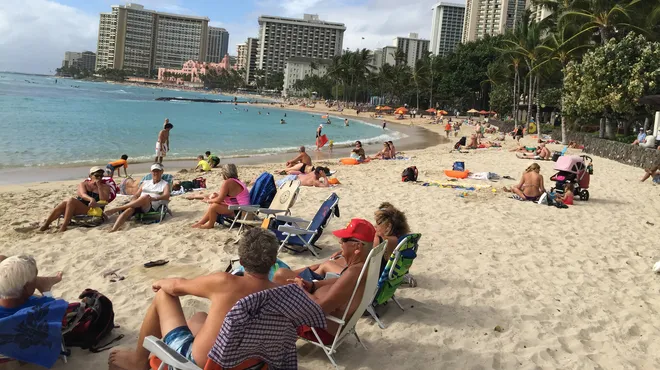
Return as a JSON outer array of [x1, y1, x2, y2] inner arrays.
[[39, 225, 49, 232], [58, 226, 68, 232], [108, 348, 149, 370], [37, 272, 63, 293]]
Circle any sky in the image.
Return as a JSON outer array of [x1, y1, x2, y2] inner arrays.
[[0, 0, 464, 74]]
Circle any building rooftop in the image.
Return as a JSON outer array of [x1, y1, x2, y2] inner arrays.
[[258, 15, 346, 29], [111, 3, 210, 21], [434, 2, 466, 8]]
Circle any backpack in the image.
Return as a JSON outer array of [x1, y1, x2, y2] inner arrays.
[[401, 166, 418, 182], [63, 289, 122, 353], [180, 181, 195, 192]]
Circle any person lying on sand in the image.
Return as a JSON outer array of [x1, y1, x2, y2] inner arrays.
[[191, 164, 250, 229], [108, 228, 280, 370], [273, 219, 375, 344], [517, 143, 551, 160], [280, 146, 312, 175], [511, 163, 546, 202], [105, 163, 170, 232], [276, 167, 330, 188], [510, 145, 538, 153], [0, 255, 63, 318], [39, 166, 111, 232]]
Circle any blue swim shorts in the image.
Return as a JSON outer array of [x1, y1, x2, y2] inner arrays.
[[163, 325, 195, 365]]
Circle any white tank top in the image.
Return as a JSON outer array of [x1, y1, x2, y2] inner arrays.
[[141, 179, 168, 199]]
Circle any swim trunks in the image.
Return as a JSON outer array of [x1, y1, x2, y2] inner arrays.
[[163, 326, 196, 365], [156, 142, 168, 157], [300, 164, 307, 173], [524, 194, 540, 202], [76, 191, 100, 206]]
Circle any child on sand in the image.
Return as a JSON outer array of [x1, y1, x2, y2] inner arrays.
[[554, 182, 574, 205], [106, 154, 129, 178], [195, 155, 211, 172], [205, 151, 220, 168]]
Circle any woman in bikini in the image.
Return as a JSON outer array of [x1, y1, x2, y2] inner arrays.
[[511, 163, 546, 202], [191, 164, 250, 229], [372, 142, 392, 159]]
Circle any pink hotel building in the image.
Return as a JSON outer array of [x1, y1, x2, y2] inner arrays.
[[157, 54, 231, 84]]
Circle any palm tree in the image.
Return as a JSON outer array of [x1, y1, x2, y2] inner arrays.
[[411, 57, 428, 110], [559, 0, 644, 45]]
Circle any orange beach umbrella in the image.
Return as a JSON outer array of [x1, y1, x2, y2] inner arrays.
[[425, 108, 437, 113], [438, 110, 448, 115]]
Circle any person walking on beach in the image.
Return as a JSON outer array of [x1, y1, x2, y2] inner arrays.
[[315, 124, 323, 151], [155, 121, 173, 164]]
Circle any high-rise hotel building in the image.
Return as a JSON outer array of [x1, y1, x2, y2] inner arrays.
[[462, 0, 528, 43], [207, 27, 229, 63], [430, 2, 465, 57], [95, 3, 211, 73], [255, 14, 345, 76]]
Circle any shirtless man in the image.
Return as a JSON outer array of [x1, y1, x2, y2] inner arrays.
[[517, 143, 550, 159], [281, 146, 312, 174], [108, 228, 280, 370], [273, 218, 375, 344], [155, 121, 173, 164], [298, 167, 329, 187], [40, 166, 111, 232], [511, 163, 546, 202]]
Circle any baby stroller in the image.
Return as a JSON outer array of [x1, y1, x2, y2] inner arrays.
[[550, 155, 593, 201]]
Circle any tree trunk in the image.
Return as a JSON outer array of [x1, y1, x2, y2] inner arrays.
[[644, 117, 650, 131], [605, 117, 616, 139], [535, 76, 541, 128], [526, 73, 534, 131], [513, 67, 519, 128], [561, 115, 567, 144], [599, 117, 605, 138]]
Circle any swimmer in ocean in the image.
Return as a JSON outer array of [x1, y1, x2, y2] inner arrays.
[[281, 119, 286, 124]]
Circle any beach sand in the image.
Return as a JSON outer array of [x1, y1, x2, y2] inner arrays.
[[3, 119, 660, 370]]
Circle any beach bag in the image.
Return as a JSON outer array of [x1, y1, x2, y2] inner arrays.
[[63, 289, 122, 352], [192, 177, 207, 189], [452, 161, 465, 171], [454, 136, 467, 150], [401, 166, 418, 182]]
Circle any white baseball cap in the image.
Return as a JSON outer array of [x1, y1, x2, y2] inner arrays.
[[150, 163, 164, 172]]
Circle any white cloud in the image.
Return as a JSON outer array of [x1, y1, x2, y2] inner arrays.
[[0, 0, 98, 74]]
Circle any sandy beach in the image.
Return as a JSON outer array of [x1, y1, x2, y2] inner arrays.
[[3, 113, 660, 370]]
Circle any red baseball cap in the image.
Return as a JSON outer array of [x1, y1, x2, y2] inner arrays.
[[332, 218, 376, 243]]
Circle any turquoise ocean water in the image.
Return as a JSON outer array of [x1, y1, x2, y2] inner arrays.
[[0, 72, 400, 169]]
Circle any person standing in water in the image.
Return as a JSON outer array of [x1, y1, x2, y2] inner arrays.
[[344, 118, 349, 127], [155, 120, 173, 164], [382, 120, 387, 130], [315, 124, 323, 151]]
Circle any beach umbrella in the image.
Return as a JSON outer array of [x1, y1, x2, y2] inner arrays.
[[438, 110, 448, 115], [381, 106, 393, 111], [394, 107, 408, 115], [376, 106, 383, 110], [467, 108, 478, 113], [425, 108, 437, 113], [478, 110, 488, 114]]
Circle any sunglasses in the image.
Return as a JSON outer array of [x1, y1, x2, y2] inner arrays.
[[92, 172, 103, 178], [340, 238, 361, 244]]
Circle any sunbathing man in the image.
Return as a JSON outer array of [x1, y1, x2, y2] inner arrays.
[[274, 219, 375, 344], [108, 228, 280, 370], [105, 163, 170, 232], [40, 166, 111, 232], [0, 255, 63, 317], [276, 167, 330, 188], [511, 163, 546, 201], [281, 146, 312, 174], [517, 143, 551, 160]]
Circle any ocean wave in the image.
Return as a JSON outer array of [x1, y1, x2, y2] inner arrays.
[[102, 89, 131, 94]]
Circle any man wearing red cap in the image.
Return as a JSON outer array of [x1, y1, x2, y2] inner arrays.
[[274, 218, 376, 344]]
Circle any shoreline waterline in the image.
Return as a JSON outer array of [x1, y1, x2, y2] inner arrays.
[[0, 118, 443, 186]]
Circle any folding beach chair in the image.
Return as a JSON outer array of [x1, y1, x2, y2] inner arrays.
[[216, 172, 277, 227], [366, 233, 421, 329], [299, 241, 386, 368], [274, 193, 340, 257], [144, 285, 326, 370], [134, 173, 174, 223], [229, 180, 301, 235]]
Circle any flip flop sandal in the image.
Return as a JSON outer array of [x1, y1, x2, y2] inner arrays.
[[144, 260, 169, 268]]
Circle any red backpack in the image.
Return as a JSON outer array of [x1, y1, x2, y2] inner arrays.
[[401, 166, 418, 182], [62, 289, 123, 352]]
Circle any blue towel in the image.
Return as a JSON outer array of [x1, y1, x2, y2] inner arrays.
[[0, 298, 68, 368]]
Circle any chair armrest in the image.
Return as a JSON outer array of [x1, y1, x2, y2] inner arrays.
[[142, 336, 201, 370], [275, 215, 309, 224], [277, 225, 316, 235], [325, 315, 345, 325], [257, 209, 288, 215], [228, 205, 260, 212]]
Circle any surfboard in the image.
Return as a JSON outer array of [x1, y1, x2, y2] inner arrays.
[[317, 134, 329, 148]]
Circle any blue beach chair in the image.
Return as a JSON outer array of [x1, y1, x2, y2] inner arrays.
[[274, 193, 340, 257], [216, 172, 277, 227], [134, 173, 174, 223]]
